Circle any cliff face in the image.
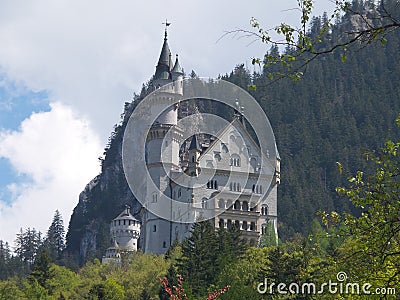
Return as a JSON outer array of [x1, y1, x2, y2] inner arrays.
[[65, 101, 141, 265]]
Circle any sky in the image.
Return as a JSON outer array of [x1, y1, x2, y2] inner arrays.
[[0, 0, 335, 245]]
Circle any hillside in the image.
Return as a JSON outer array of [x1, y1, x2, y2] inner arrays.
[[65, 3, 400, 264]]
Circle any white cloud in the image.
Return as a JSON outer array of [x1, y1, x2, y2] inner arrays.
[[0, 0, 336, 244], [0, 0, 336, 142], [0, 102, 102, 244]]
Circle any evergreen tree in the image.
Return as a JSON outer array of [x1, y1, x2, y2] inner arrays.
[[29, 249, 54, 290], [259, 222, 277, 247], [46, 210, 65, 261], [15, 227, 43, 268], [179, 221, 218, 296]]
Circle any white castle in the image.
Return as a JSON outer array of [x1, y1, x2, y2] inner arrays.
[[105, 28, 280, 257], [103, 206, 141, 263]]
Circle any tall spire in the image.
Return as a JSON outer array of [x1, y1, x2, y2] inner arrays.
[[154, 23, 172, 80], [172, 54, 183, 75]]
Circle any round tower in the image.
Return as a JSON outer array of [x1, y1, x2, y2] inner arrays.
[[143, 28, 184, 254], [109, 206, 141, 251]]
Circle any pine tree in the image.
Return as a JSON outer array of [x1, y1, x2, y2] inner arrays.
[[15, 228, 43, 268], [29, 249, 54, 290], [179, 221, 218, 296], [46, 210, 65, 261], [259, 222, 278, 247]]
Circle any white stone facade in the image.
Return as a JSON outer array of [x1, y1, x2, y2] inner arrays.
[[139, 30, 280, 254]]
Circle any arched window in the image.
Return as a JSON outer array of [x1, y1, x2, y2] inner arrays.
[[231, 154, 241, 167], [234, 220, 240, 228], [163, 241, 167, 248], [227, 219, 232, 229], [250, 222, 256, 231], [234, 200, 241, 210], [242, 221, 248, 230], [214, 180, 218, 189], [219, 219, 224, 228], [242, 201, 249, 211], [262, 205, 268, 216], [202, 198, 208, 209]]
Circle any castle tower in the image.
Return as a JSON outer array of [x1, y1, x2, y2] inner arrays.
[[103, 206, 141, 263], [143, 28, 183, 254], [187, 135, 202, 176]]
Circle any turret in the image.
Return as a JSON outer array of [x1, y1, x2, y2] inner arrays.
[[103, 206, 141, 263], [171, 54, 184, 95], [187, 135, 202, 176], [109, 206, 141, 251]]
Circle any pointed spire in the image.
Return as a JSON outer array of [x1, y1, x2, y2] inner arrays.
[[188, 135, 201, 151], [154, 29, 172, 80], [172, 54, 183, 74]]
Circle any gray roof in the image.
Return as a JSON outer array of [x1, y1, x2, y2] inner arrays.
[[154, 30, 172, 80], [188, 134, 201, 151], [113, 208, 140, 222], [171, 54, 183, 74]]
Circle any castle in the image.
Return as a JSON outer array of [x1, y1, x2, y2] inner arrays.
[[104, 28, 280, 258]]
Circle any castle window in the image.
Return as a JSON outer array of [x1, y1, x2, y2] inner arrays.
[[235, 220, 240, 228], [227, 219, 232, 229], [163, 241, 167, 248], [250, 222, 256, 231], [231, 154, 241, 167], [219, 219, 224, 228], [242, 221, 248, 230], [201, 198, 208, 209], [153, 225, 157, 232], [242, 201, 249, 211], [262, 206, 268, 216], [234, 200, 240, 210]]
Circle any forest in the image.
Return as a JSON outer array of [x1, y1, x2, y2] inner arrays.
[[1, 0, 400, 298]]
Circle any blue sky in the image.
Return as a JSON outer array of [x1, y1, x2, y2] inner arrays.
[[0, 0, 336, 244], [0, 75, 49, 204]]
